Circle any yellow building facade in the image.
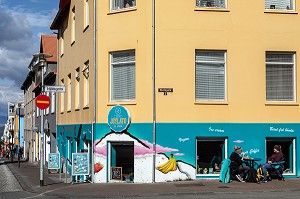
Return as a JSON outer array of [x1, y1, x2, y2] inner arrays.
[[52, 0, 300, 183]]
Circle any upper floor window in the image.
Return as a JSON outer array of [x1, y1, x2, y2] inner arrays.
[[266, 52, 295, 102], [196, 0, 226, 8], [110, 50, 136, 101], [195, 50, 226, 101], [265, 0, 294, 10], [82, 61, 89, 107], [71, 6, 75, 44], [84, 0, 89, 28], [111, 0, 136, 11]]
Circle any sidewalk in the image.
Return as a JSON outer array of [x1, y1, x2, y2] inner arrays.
[[3, 159, 300, 198]]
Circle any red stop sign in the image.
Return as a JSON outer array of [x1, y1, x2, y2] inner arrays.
[[36, 94, 50, 110]]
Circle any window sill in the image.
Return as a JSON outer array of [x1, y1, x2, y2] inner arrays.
[[83, 105, 89, 110], [60, 111, 64, 114], [195, 101, 228, 105], [264, 10, 298, 14], [67, 110, 71, 113], [108, 101, 137, 106], [71, 41, 75, 46], [75, 108, 80, 111], [60, 53, 64, 58], [108, 8, 137, 15], [265, 102, 299, 106], [195, 7, 229, 12]]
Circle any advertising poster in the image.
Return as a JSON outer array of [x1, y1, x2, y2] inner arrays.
[[72, 153, 89, 176], [48, 153, 60, 170]]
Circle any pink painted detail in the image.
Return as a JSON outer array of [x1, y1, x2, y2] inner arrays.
[[94, 138, 178, 156]]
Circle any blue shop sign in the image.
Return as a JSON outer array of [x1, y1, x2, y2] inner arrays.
[[108, 105, 131, 132]]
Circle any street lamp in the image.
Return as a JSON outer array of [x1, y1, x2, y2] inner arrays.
[[33, 53, 52, 187]]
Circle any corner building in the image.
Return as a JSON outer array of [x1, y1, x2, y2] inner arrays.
[[51, 0, 300, 183]]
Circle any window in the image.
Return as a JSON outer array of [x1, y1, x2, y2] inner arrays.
[[46, 92, 50, 115], [266, 138, 295, 175], [71, 6, 75, 44], [196, 138, 227, 175], [67, 74, 72, 111], [265, 0, 294, 10], [196, 0, 226, 8], [60, 30, 64, 56], [82, 61, 89, 107], [51, 92, 55, 113], [60, 79, 65, 113], [111, 0, 136, 11], [75, 67, 80, 109], [195, 50, 226, 101], [110, 50, 136, 101], [84, 0, 89, 28], [266, 52, 295, 102]]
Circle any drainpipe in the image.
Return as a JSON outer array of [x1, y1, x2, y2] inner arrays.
[[91, 0, 97, 183], [152, 0, 157, 183]]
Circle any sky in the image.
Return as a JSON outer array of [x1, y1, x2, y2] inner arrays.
[[0, 0, 59, 123]]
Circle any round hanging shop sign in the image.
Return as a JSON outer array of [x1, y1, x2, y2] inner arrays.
[[107, 105, 131, 132]]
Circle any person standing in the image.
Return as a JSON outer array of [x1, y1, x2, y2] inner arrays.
[[261, 145, 284, 183]]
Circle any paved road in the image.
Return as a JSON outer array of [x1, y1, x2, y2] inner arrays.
[[1, 159, 300, 198], [0, 164, 22, 193]]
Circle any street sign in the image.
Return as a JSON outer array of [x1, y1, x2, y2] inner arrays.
[[36, 94, 50, 110], [45, 85, 66, 92]]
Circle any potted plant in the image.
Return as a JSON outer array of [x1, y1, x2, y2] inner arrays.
[[129, 172, 134, 181]]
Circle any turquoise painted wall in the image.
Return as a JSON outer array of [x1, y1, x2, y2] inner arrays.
[[59, 122, 299, 178]]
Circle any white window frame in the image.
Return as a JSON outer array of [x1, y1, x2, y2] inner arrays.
[[51, 92, 55, 114], [196, 137, 228, 177], [60, 30, 64, 56], [110, 50, 136, 102], [67, 74, 72, 111], [82, 61, 89, 107], [71, 6, 75, 44], [46, 92, 50, 115], [195, 50, 227, 102], [196, 0, 227, 9], [84, 0, 89, 28], [265, 0, 294, 11], [75, 67, 80, 109], [266, 52, 295, 102], [110, 0, 136, 11], [60, 79, 65, 113]]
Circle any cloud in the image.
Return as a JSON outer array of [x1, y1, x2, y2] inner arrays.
[[0, 2, 57, 124]]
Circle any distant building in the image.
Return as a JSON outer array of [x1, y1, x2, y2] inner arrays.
[[21, 35, 57, 163]]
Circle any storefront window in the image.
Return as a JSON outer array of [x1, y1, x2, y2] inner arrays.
[[266, 138, 295, 175], [196, 138, 227, 175]]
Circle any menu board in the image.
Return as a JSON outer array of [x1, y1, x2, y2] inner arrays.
[[111, 167, 122, 180], [72, 153, 89, 176], [48, 153, 60, 170]]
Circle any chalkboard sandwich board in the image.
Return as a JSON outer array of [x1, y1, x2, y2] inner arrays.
[[111, 167, 122, 180]]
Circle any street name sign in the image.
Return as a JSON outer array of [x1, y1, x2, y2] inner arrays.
[[36, 94, 50, 110], [45, 85, 66, 92]]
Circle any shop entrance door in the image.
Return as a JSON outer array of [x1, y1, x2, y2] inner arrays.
[[109, 141, 134, 182]]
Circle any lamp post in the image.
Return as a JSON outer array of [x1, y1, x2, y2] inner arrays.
[[33, 53, 52, 187]]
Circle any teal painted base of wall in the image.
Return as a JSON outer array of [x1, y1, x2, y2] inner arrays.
[[58, 122, 300, 180]]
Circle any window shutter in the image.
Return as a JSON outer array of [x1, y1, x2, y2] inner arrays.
[[111, 51, 135, 101], [266, 53, 294, 102], [265, 0, 293, 10], [196, 51, 225, 101]]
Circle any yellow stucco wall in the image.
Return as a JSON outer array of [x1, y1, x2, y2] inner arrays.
[[57, 0, 95, 125], [59, 0, 300, 125], [95, 1, 300, 123]]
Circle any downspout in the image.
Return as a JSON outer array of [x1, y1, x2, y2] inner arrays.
[[152, 0, 157, 183], [91, 0, 97, 183]]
